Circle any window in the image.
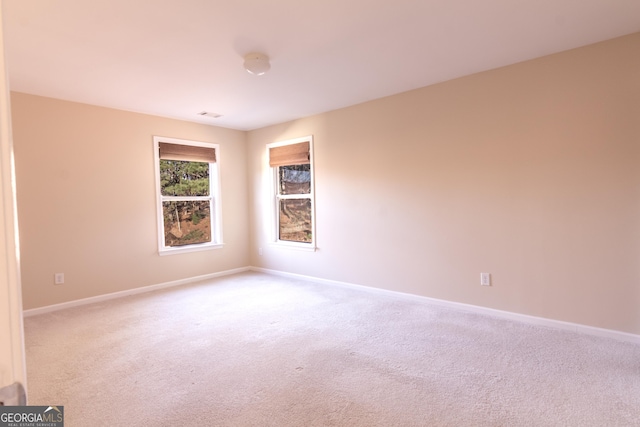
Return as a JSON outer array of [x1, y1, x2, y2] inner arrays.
[[267, 136, 315, 249], [153, 137, 222, 254]]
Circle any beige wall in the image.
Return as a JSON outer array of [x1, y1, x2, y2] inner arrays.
[[11, 33, 640, 334], [11, 93, 249, 309], [248, 33, 640, 334]]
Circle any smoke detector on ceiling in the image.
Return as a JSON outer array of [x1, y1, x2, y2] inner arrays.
[[243, 52, 270, 76]]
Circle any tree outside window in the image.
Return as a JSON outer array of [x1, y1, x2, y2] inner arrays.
[[268, 136, 315, 248], [153, 137, 222, 254]]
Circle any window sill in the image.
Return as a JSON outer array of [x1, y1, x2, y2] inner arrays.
[[270, 241, 317, 252], [159, 243, 224, 256]]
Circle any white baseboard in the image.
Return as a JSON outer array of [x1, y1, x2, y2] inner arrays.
[[24, 265, 640, 345], [23, 267, 251, 317], [250, 267, 640, 345]]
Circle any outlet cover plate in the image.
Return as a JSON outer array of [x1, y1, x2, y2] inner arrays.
[[480, 273, 491, 286]]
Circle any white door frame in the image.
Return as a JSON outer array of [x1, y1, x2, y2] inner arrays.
[[0, 1, 27, 405]]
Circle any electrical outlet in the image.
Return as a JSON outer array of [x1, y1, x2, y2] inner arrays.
[[258, 247, 263, 256], [480, 273, 491, 286], [54, 273, 64, 285]]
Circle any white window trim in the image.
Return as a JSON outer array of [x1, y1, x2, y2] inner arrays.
[[267, 136, 316, 251], [153, 136, 223, 255]]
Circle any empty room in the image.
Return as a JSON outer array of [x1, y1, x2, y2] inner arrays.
[[0, 0, 639, 426]]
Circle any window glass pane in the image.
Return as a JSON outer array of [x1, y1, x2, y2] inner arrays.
[[279, 199, 312, 242], [162, 200, 211, 246], [160, 160, 210, 196], [279, 164, 310, 195]]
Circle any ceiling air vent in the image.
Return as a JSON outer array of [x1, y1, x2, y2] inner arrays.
[[197, 111, 222, 119]]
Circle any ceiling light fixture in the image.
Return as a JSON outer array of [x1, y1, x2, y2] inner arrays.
[[243, 52, 270, 76]]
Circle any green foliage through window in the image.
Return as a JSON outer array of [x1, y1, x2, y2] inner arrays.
[[160, 160, 210, 196], [160, 159, 212, 247]]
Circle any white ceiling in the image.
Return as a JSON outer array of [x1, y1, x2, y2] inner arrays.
[[3, 0, 640, 131]]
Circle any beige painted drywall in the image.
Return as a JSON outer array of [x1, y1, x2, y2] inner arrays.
[[11, 93, 249, 310], [247, 33, 640, 335]]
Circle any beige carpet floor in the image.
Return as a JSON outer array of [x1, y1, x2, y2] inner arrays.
[[24, 272, 640, 426]]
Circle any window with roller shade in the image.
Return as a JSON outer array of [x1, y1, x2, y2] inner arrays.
[[153, 136, 222, 254], [267, 136, 315, 248]]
